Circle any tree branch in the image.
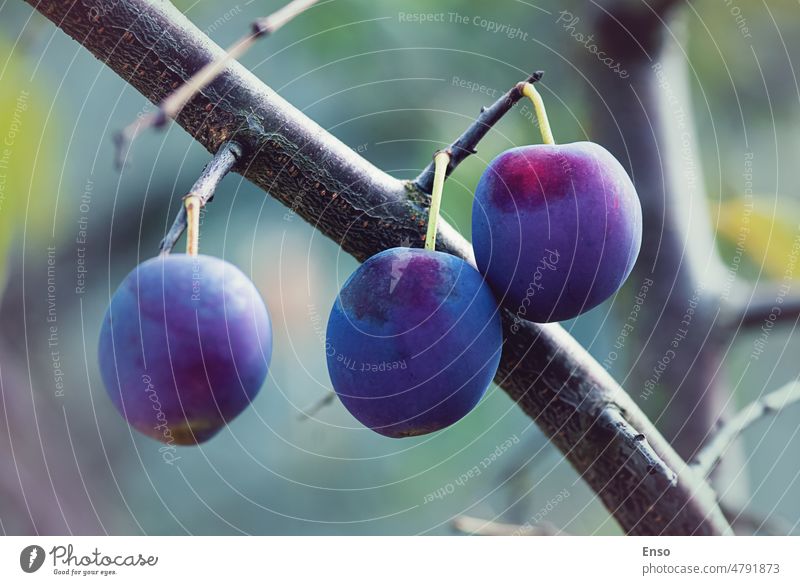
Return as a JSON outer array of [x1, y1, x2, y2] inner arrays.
[[691, 381, 800, 478], [27, 0, 731, 535], [726, 282, 800, 330], [114, 0, 319, 168]]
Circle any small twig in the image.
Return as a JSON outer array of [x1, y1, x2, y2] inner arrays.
[[728, 283, 800, 330], [413, 71, 543, 193], [452, 515, 564, 536], [691, 380, 800, 478], [296, 392, 337, 421], [114, 0, 319, 168], [251, 0, 321, 36], [159, 141, 241, 255]]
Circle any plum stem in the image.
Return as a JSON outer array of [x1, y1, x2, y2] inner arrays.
[[113, 0, 319, 169], [184, 195, 202, 256], [160, 141, 241, 255], [522, 82, 555, 145], [424, 150, 451, 251], [413, 71, 544, 193]]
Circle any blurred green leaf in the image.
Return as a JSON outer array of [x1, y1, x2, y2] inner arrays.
[[0, 39, 59, 283]]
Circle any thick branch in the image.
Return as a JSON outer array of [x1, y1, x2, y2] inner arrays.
[[27, 0, 730, 535], [114, 0, 319, 167]]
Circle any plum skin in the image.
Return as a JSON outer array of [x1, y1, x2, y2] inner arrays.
[[98, 254, 271, 445], [472, 142, 642, 323], [326, 248, 503, 438]]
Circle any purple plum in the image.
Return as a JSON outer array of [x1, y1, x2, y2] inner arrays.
[[326, 248, 503, 438], [98, 254, 271, 445], [472, 142, 642, 323]]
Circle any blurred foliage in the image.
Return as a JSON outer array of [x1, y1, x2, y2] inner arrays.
[[715, 197, 800, 281], [0, 38, 58, 284]]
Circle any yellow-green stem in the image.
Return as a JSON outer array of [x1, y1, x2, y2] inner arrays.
[[522, 82, 555, 145], [184, 194, 202, 256], [424, 151, 450, 251]]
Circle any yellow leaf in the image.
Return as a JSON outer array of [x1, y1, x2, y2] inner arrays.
[[0, 39, 59, 282], [715, 197, 800, 281]]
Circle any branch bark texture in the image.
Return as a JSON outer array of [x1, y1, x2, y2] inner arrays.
[[27, 0, 731, 535]]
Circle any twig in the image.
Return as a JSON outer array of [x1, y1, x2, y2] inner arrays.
[[296, 392, 336, 421], [691, 381, 800, 478], [727, 282, 800, 330], [159, 141, 241, 255], [114, 0, 319, 168], [452, 515, 563, 536], [413, 71, 543, 193]]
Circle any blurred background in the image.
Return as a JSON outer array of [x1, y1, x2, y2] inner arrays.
[[0, 0, 799, 535]]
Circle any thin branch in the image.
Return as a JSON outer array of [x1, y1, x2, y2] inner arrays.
[[159, 141, 241, 254], [114, 0, 319, 168], [726, 282, 800, 330], [691, 381, 800, 478], [413, 71, 543, 193], [452, 515, 564, 536], [296, 392, 336, 421], [28, 0, 732, 535], [251, 0, 320, 36]]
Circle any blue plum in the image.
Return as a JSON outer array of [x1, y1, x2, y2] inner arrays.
[[472, 142, 642, 323], [98, 254, 271, 445], [326, 248, 503, 438]]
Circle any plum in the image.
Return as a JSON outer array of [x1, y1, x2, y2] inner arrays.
[[472, 141, 642, 323], [326, 248, 502, 438], [98, 254, 271, 445]]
